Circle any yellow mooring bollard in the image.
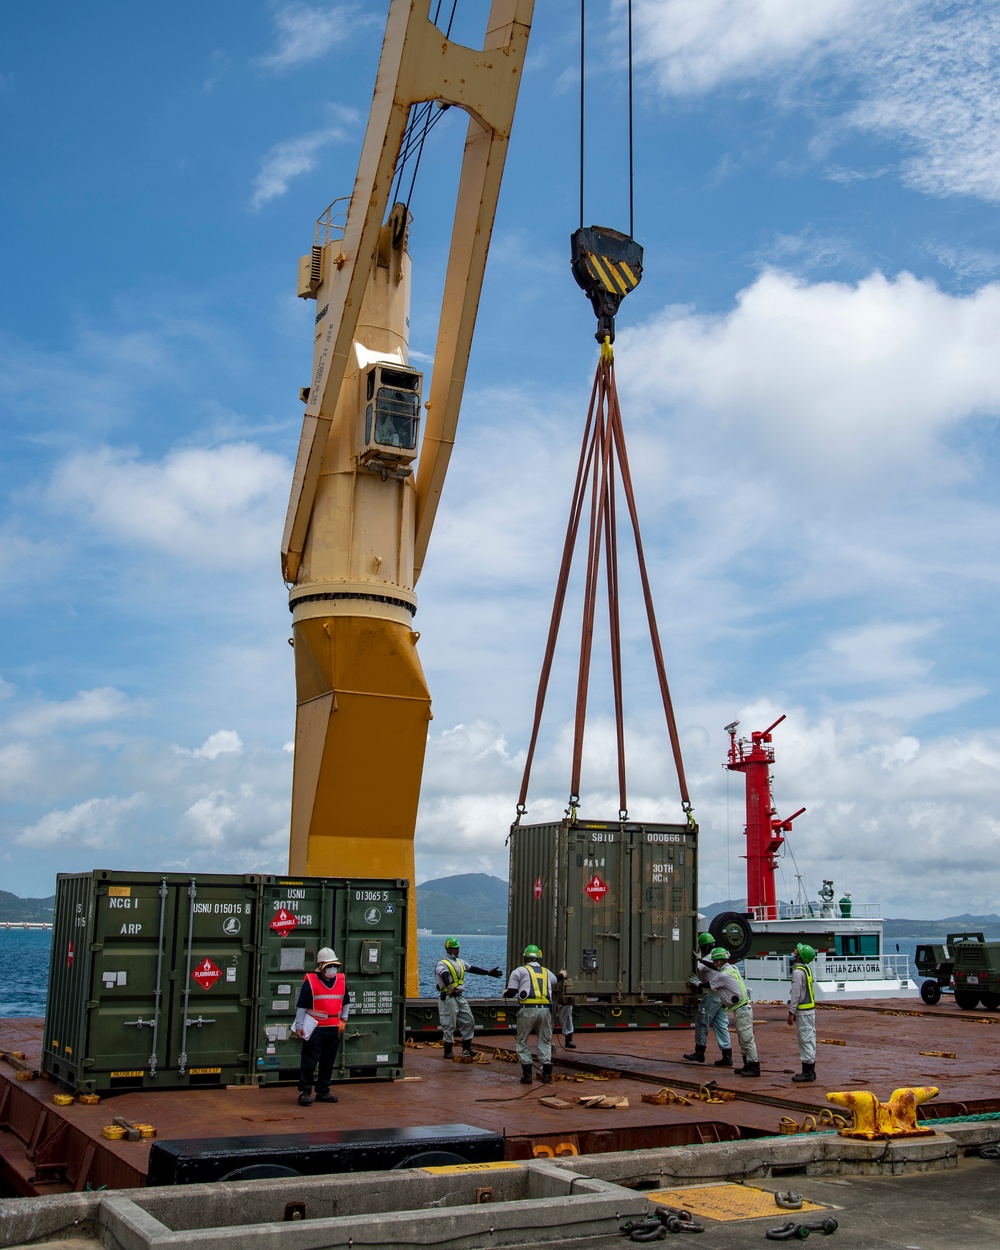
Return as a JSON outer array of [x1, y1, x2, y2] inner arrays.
[[826, 1086, 939, 1140]]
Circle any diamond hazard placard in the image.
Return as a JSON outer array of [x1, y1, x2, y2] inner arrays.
[[534, 877, 543, 901], [270, 907, 299, 936], [67, 940, 74, 969], [584, 874, 609, 903], [192, 958, 222, 991]]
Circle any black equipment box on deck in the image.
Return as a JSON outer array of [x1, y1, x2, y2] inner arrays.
[[146, 1123, 505, 1185]]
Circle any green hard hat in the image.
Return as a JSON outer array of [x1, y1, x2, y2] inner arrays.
[[698, 932, 716, 948], [523, 944, 543, 960], [710, 947, 730, 961], [795, 943, 816, 963], [444, 937, 460, 951]]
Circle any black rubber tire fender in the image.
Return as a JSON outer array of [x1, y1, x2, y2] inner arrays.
[[709, 911, 753, 961]]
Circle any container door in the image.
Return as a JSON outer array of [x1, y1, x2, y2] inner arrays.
[[81, 874, 175, 1091], [43, 874, 96, 1087], [506, 823, 563, 977], [334, 880, 407, 1078], [631, 825, 696, 995], [563, 822, 630, 996], [254, 877, 335, 1082], [164, 876, 257, 1086]]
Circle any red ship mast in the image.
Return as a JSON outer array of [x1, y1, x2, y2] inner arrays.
[[725, 716, 805, 921]]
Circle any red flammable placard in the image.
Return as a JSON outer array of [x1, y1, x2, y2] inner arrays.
[[584, 874, 608, 902], [534, 877, 543, 901], [192, 958, 222, 990], [270, 908, 299, 936]]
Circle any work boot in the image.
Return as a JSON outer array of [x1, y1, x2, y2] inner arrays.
[[462, 1039, 475, 1057], [736, 1059, 761, 1078], [315, 1092, 338, 1103], [520, 1064, 533, 1085], [541, 1064, 553, 1084], [298, 1092, 313, 1106], [442, 1042, 453, 1059], [564, 1034, 577, 1049], [792, 1062, 817, 1083], [714, 1049, 733, 1067], [683, 1044, 706, 1063]]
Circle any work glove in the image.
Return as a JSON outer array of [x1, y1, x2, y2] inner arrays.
[[488, 967, 502, 977]]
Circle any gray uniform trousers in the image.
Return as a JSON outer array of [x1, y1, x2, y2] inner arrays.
[[515, 1005, 552, 1064], [438, 993, 475, 1043], [731, 1002, 758, 1062], [795, 1009, 817, 1063], [694, 990, 731, 1051]]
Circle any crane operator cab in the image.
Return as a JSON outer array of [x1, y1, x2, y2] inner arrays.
[[360, 362, 422, 470]]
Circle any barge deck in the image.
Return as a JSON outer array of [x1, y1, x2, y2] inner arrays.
[[3, 1000, 999, 1197]]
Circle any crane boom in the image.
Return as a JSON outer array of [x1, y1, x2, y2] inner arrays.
[[282, 1, 534, 995]]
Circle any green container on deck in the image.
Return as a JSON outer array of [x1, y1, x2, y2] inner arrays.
[[507, 819, 698, 1000], [43, 871, 259, 1094], [254, 876, 407, 1083]]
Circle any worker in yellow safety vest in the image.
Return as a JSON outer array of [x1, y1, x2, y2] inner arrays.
[[701, 947, 761, 1078], [434, 938, 503, 1059], [787, 943, 817, 1082], [503, 945, 566, 1084]]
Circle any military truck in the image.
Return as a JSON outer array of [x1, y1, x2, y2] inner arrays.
[[915, 932, 1000, 1009]]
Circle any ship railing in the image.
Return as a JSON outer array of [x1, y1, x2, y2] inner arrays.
[[748, 903, 882, 922], [744, 951, 914, 984]]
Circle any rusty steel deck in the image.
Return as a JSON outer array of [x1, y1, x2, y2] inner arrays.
[[2, 1000, 999, 1196]]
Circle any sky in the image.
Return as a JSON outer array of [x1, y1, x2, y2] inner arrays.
[[2, 0, 1000, 918]]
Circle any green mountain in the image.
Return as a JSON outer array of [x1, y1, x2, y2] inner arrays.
[[0, 890, 55, 923], [415, 873, 508, 935]]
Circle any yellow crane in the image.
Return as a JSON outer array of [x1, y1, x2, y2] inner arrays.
[[282, 1, 534, 993]]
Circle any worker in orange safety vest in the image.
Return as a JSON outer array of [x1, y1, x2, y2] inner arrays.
[[293, 946, 350, 1105]]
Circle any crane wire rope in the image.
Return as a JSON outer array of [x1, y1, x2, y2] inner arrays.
[[388, 1, 459, 217], [579, 0, 636, 237]]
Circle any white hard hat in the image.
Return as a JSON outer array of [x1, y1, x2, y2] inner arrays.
[[316, 947, 341, 968]]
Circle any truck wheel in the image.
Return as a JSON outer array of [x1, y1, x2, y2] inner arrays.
[[954, 990, 981, 1010], [709, 912, 753, 961], [920, 981, 942, 1005], [980, 993, 1000, 1011]]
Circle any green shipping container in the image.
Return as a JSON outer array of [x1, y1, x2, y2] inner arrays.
[[253, 876, 407, 1083], [43, 871, 259, 1093], [507, 819, 698, 1002]]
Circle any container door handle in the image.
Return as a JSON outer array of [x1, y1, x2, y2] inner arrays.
[[124, 1018, 156, 1029]]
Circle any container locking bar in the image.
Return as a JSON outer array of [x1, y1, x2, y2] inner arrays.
[[570, 225, 643, 343]]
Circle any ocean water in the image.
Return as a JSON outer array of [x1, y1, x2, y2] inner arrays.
[[0, 930, 52, 1016], [0, 930, 508, 1015]]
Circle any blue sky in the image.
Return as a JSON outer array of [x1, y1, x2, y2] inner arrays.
[[2, 0, 1000, 917]]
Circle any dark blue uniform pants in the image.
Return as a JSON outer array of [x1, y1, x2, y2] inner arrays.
[[299, 1028, 341, 1096]]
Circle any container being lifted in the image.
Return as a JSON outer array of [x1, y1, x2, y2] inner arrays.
[[44, 870, 407, 1094], [507, 819, 697, 1002]]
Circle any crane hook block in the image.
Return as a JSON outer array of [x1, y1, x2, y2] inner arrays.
[[570, 225, 643, 343]]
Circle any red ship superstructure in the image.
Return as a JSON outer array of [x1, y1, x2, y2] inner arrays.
[[724, 716, 805, 921]]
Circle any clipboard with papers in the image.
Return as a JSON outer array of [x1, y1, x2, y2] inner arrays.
[[300, 1013, 320, 1040]]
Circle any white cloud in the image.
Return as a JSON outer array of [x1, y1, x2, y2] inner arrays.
[[631, 0, 864, 94], [258, 4, 354, 73], [250, 111, 356, 209], [50, 443, 289, 568], [633, 0, 1000, 204], [16, 794, 144, 849], [619, 269, 1000, 490], [177, 730, 245, 760], [7, 688, 137, 737]]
